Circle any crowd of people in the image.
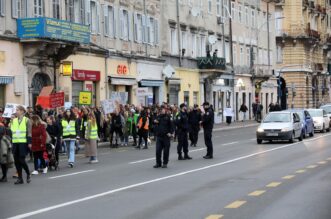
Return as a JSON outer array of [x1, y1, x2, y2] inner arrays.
[[0, 101, 215, 184]]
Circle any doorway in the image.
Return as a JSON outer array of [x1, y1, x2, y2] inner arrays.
[[31, 73, 51, 106]]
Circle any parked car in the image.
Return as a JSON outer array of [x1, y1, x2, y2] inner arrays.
[[306, 109, 330, 133], [256, 112, 303, 144], [285, 109, 314, 138], [320, 104, 331, 125]]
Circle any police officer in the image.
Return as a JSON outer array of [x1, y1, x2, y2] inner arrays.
[[176, 104, 192, 160], [201, 102, 214, 159], [153, 106, 174, 168]]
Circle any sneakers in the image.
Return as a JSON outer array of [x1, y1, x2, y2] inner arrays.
[[153, 164, 161, 168], [31, 170, 39, 175], [14, 178, 24, 185], [0, 177, 7, 182], [68, 163, 74, 168], [162, 164, 168, 168], [90, 160, 99, 164], [42, 167, 48, 174], [26, 175, 31, 184], [184, 155, 192, 160]]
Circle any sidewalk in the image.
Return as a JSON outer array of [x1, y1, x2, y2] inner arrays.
[[94, 120, 259, 149]]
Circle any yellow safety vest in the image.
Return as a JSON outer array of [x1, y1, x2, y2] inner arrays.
[[11, 117, 27, 143], [61, 120, 76, 137], [89, 121, 98, 140]]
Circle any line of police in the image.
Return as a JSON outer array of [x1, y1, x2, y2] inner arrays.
[[153, 102, 214, 168]]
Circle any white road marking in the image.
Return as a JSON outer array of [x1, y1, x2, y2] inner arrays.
[[222, 141, 239, 146], [190, 148, 206, 152], [250, 138, 256, 141], [48, 170, 96, 179], [129, 158, 155, 164], [10, 134, 331, 219]]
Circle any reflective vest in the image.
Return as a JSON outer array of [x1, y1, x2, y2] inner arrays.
[[61, 120, 76, 137], [89, 121, 98, 140], [11, 117, 27, 143], [138, 117, 149, 130]]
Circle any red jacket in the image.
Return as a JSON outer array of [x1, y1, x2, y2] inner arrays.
[[31, 124, 47, 152]]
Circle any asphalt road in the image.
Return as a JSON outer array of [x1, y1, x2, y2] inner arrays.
[[2, 124, 331, 219]]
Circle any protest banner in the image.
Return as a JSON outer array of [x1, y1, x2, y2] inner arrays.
[[79, 91, 92, 105]]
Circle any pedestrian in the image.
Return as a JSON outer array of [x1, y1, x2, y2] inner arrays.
[[60, 109, 79, 168], [269, 103, 275, 112], [239, 103, 248, 122], [224, 105, 233, 125], [188, 104, 201, 147], [127, 109, 137, 146], [136, 109, 149, 149], [10, 105, 31, 184], [46, 115, 61, 163], [30, 115, 47, 175], [110, 109, 123, 147], [175, 103, 192, 160], [0, 126, 14, 182], [122, 110, 129, 146], [153, 105, 174, 168], [85, 112, 99, 163], [252, 102, 257, 119], [201, 102, 214, 159], [256, 102, 263, 122]]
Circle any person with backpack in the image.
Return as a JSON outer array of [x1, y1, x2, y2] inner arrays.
[[136, 109, 149, 150], [0, 126, 14, 182]]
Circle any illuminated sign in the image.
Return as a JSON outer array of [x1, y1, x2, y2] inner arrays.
[[62, 61, 73, 76], [17, 17, 90, 44], [117, 65, 128, 75]]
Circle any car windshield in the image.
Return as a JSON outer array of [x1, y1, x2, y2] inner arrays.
[[320, 106, 331, 114], [307, 110, 323, 117], [263, 113, 291, 123]]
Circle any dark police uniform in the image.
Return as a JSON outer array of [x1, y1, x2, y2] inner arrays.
[[154, 113, 174, 168], [175, 110, 191, 160], [202, 105, 214, 159]]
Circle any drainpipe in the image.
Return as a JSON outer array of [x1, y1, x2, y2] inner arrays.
[[105, 50, 109, 100], [176, 0, 182, 67]]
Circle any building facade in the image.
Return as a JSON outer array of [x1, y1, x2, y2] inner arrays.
[[276, 0, 331, 109]]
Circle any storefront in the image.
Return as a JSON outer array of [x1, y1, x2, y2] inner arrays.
[[234, 75, 253, 120], [137, 60, 165, 105], [0, 76, 14, 107], [108, 57, 138, 105], [71, 69, 100, 106]]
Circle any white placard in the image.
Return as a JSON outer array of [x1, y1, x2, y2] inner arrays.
[[3, 103, 20, 118], [224, 107, 234, 117], [101, 99, 115, 115]]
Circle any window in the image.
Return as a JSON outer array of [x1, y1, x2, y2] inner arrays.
[[134, 13, 143, 42], [245, 7, 249, 26], [238, 4, 242, 24], [52, 0, 60, 19], [233, 44, 237, 65], [0, 0, 4, 16], [193, 92, 198, 105], [12, 0, 26, 18], [208, 0, 212, 14], [240, 46, 244, 65], [120, 9, 129, 40], [34, 0, 43, 17], [231, 2, 236, 21], [104, 5, 115, 37], [196, 35, 201, 56], [74, 0, 85, 24], [251, 9, 255, 28], [148, 17, 155, 44], [201, 35, 206, 56], [171, 28, 178, 55], [90, 1, 99, 34], [263, 49, 268, 65], [216, 0, 221, 16], [181, 31, 187, 52], [184, 91, 190, 106], [191, 33, 197, 57], [225, 41, 230, 63], [66, 0, 74, 21], [188, 0, 193, 7], [276, 46, 283, 63], [246, 47, 250, 66]]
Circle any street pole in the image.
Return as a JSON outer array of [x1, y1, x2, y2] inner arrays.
[[143, 0, 148, 57], [267, 1, 271, 73], [228, 0, 235, 120], [221, 0, 225, 59]]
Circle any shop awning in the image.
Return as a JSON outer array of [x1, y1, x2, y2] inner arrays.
[[0, 76, 14, 84], [140, 79, 164, 87], [108, 76, 136, 86], [168, 78, 181, 85]]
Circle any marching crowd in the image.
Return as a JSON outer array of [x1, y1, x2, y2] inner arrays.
[[0, 101, 214, 185]]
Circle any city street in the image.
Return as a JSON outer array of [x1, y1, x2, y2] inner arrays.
[[2, 124, 331, 219]]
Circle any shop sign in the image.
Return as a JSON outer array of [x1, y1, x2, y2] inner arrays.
[[79, 91, 92, 105], [117, 65, 128, 75], [85, 84, 93, 91], [136, 88, 153, 97], [197, 57, 226, 70], [62, 61, 73, 76], [72, 69, 100, 81]]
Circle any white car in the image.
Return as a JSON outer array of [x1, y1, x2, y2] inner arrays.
[[307, 109, 330, 133], [256, 112, 303, 144]]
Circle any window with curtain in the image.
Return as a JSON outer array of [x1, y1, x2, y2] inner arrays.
[[121, 9, 129, 40], [66, 0, 74, 21], [171, 28, 177, 55], [134, 13, 143, 43], [104, 5, 115, 37], [148, 17, 155, 44], [34, 0, 43, 17], [208, 0, 212, 14], [52, 0, 60, 19], [216, 0, 221, 16], [74, 0, 85, 24]]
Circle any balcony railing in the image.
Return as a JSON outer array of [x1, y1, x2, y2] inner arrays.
[[197, 57, 226, 70]]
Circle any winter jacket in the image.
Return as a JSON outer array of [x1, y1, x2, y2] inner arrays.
[[31, 124, 47, 152], [0, 135, 14, 167]]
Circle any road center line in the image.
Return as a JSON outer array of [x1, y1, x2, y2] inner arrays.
[[222, 141, 238, 146], [10, 134, 331, 219], [48, 170, 96, 179]]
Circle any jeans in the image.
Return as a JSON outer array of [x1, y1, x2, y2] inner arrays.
[[33, 151, 46, 170], [242, 112, 247, 121], [64, 140, 76, 163]]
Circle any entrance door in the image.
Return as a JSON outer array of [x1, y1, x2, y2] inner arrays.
[[236, 92, 239, 120], [266, 93, 269, 114], [72, 81, 83, 106], [0, 85, 5, 107], [31, 73, 51, 106]]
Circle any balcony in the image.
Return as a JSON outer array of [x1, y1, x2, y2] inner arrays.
[[197, 57, 226, 70], [17, 17, 90, 44], [306, 28, 321, 40]]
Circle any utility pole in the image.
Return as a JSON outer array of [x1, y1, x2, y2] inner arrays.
[[228, 0, 235, 120], [176, 0, 182, 66]]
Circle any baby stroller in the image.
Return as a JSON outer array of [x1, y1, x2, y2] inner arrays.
[[46, 142, 59, 171]]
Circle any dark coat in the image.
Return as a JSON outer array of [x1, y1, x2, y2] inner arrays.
[[188, 110, 202, 131], [202, 108, 214, 131]]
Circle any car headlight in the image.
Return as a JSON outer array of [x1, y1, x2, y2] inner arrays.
[[281, 127, 291, 132], [257, 128, 264, 133]]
